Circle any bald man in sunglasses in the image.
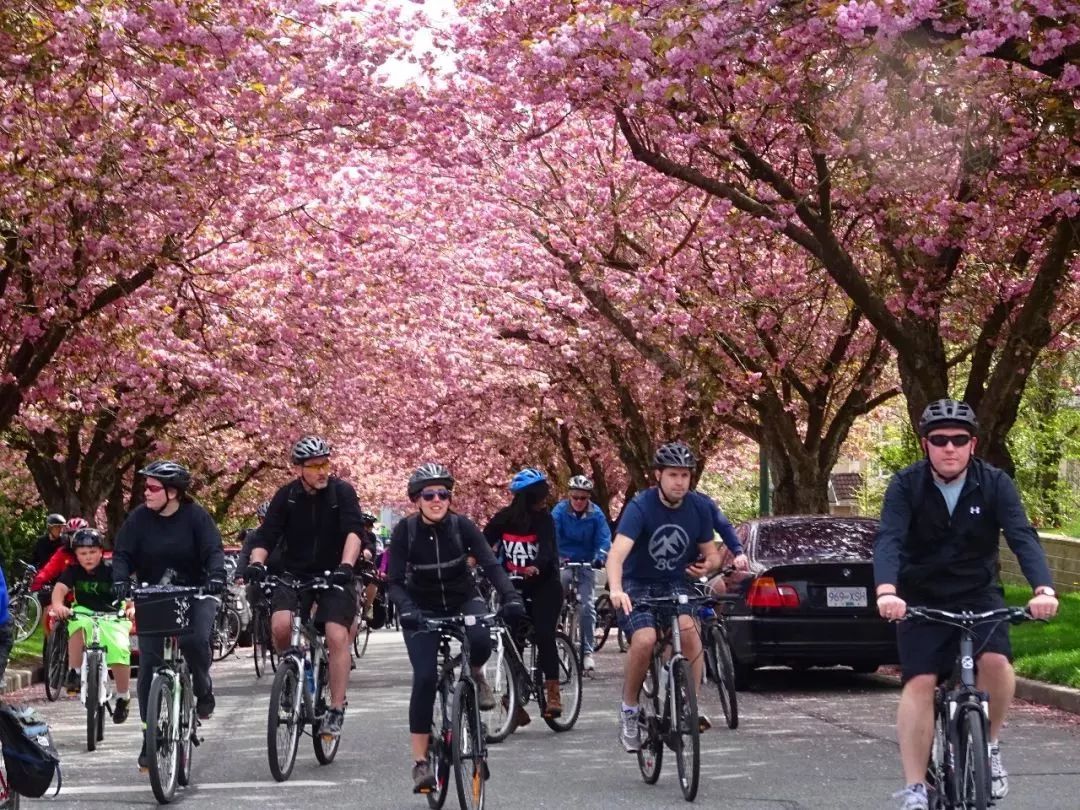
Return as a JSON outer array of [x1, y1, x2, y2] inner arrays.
[[873, 399, 1058, 810]]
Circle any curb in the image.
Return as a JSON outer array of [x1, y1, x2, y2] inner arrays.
[[871, 672, 1080, 716], [0, 665, 40, 694]]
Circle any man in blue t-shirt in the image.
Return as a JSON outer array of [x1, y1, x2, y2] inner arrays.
[[606, 441, 721, 753]]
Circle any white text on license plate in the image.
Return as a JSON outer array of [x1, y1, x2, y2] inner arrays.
[[826, 587, 867, 608]]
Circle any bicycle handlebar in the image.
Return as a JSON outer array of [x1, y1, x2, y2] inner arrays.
[[260, 574, 346, 594], [904, 606, 1035, 627], [421, 612, 498, 633], [636, 593, 714, 608]]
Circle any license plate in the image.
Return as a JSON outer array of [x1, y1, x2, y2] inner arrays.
[[826, 587, 867, 608]]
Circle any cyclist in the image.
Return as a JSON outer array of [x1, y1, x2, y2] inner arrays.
[[606, 441, 721, 752], [236, 500, 271, 607], [31, 516, 88, 593], [386, 462, 524, 793], [694, 497, 750, 597], [873, 399, 1059, 810], [358, 511, 380, 621], [244, 436, 364, 742], [50, 527, 133, 723], [551, 474, 611, 672], [31, 513, 67, 570], [485, 467, 564, 719], [111, 460, 227, 770]]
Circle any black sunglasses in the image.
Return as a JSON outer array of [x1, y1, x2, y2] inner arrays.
[[420, 489, 452, 502], [927, 434, 972, 448]]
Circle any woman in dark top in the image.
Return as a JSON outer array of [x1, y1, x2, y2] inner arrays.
[[387, 462, 524, 794], [484, 467, 564, 721]]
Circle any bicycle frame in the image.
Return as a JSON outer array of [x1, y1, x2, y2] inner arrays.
[[76, 611, 115, 709]]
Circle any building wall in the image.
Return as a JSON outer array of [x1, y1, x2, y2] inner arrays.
[[999, 533, 1080, 594]]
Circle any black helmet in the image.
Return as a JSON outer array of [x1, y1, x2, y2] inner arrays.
[[138, 460, 192, 491], [46, 513, 66, 527], [360, 511, 378, 524], [918, 399, 978, 437], [255, 500, 270, 519], [291, 435, 331, 465], [407, 462, 455, 499], [567, 475, 594, 492], [652, 441, 697, 470], [71, 527, 104, 549]]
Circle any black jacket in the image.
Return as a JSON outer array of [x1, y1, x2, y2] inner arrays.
[[31, 533, 61, 570], [255, 477, 364, 575], [112, 502, 226, 587], [873, 458, 1053, 605]]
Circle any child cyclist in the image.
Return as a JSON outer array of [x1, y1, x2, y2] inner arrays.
[[49, 527, 132, 724]]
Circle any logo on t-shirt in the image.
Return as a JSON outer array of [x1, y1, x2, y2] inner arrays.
[[648, 525, 690, 571], [502, 532, 539, 574]]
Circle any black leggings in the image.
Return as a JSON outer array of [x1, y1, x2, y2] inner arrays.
[[521, 575, 563, 681], [136, 597, 216, 721], [403, 597, 492, 734]]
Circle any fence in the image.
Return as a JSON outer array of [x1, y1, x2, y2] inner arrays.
[[1000, 533, 1080, 593]]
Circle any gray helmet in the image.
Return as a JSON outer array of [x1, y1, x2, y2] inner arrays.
[[407, 462, 455, 499], [255, 500, 270, 519], [71, 527, 104, 549], [567, 475, 594, 492], [918, 399, 978, 437], [291, 436, 331, 465], [652, 441, 697, 470], [46, 513, 66, 527], [360, 511, 378, 524], [138, 460, 191, 491]]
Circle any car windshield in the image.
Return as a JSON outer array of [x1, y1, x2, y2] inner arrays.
[[754, 520, 877, 564]]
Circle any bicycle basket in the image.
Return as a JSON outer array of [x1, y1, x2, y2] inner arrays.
[[133, 586, 200, 638]]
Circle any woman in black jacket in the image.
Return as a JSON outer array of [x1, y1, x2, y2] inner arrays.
[[484, 467, 563, 722], [387, 463, 524, 794]]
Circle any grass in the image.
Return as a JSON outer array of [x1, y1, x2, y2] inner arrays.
[[10, 622, 45, 667], [1003, 584, 1080, 689]]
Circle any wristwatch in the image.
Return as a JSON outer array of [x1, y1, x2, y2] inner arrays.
[[1035, 586, 1056, 597]]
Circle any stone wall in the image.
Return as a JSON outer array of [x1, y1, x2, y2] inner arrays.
[[1000, 533, 1080, 594]]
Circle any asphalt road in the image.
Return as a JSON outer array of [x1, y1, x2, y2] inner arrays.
[[13, 632, 1080, 809]]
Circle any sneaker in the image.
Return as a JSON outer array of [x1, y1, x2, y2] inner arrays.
[[321, 707, 345, 739], [891, 783, 929, 810], [138, 738, 150, 771], [412, 759, 436, 793], [196, 692, 215, 720], [475, 676, 496, 711], [619, 707, 641, 753], [113, 696, 130, 725], [65, 669, 80, 694], [989, 742, 1008, 799], [583, 653, 596, 672]]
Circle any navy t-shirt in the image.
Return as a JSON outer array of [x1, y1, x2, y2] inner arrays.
[[615, 488, 714, 583]]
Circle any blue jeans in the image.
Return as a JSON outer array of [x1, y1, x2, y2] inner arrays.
[[560, 566, 596, 654]]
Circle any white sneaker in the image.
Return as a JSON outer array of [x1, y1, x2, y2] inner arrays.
[[619, 707, 641, 752], [891, 783, 929, 810], [583, 653, 596, 671], [989, 742, 1008, 799]]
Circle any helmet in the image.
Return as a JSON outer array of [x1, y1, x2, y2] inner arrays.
[[567, 475, 594, 492], [255, 500, 270, 519], [291, 435, 331, 465], [407, 462, 455, 499], [64, 517, 89, 534], [509, 467, 548, 493], [71, 527, 104, 549], [138, 460, 192, 491], [46, 513, 66, 527], [652, 441, 697, 469], [360, 511, 378, 524], [918, 399, 978, 437]]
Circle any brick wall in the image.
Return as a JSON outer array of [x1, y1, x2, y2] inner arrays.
[[1000, 533, 1080, 593]]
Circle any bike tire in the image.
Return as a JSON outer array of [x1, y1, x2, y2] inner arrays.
[[672, 657, 700, 802], [925, 705, 949, 809], [9, 596, 40, 644], [313, 661, 341, 765], [426, 668, 455, 809], [177, 677, 195, 787], [267, 659, 302, 782], [482, 639, 517, 743], [212, 607, 241, 662], [637, 659, 663, 784], [707, 625, 739, 730], [958, 706, 990, 810], [252, 612, 265, 679], [353, 624, 371, 659], [544, 632, 582, 732], [451, 680, 486, 810], [43, 623, 68, 702], [86, 652, 100, 752], [147, 675, 179, 804], [593, 594, 614, 652]]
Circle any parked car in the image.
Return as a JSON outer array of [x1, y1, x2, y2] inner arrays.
[[721, 515, 898, 687]]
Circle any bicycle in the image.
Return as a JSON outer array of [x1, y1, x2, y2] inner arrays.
[[264, 575, 344, 782], [133, 584, 219, 805], [558, 562, 591, 667], [250, 593, 276, 679], [905, 606, 1036, 810], [42, 617, 68, 703], [635, 592, 709, 803], [691, 573, 738, 730], [352, 561, 382, 659], [7, 562, 41, 644], [210, 592, 242, 662], [421, 612, 496, 810], [64, 606, 125, 752], [593, 586, 627, 654]]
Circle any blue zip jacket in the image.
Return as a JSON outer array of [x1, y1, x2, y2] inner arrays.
[[552, 499, 612, 563]]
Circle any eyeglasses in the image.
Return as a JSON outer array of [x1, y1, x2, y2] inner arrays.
[[302, 461, 331, 472], [420, 489, 452, 502], [144, 482, 165, 493], [927, 434, 972, 448]]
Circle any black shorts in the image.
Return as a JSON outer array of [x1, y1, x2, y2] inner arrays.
[[897, 589, 1013, 684], [270, 582, 356, 630]]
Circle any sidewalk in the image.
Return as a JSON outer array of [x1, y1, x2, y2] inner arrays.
[[874, 669, 1080, 715]]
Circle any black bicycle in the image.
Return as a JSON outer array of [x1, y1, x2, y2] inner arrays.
[[42, 617, 68, 702], [691, 573, 738, 730], [905, 606, 1037, 810], [250, 592, 276, 678], [593, 587, 627, 653]]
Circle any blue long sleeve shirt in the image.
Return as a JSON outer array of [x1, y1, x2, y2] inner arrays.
[[551, 499, 612, 562]]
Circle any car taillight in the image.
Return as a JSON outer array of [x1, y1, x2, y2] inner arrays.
[[746, 577, 800, 609]]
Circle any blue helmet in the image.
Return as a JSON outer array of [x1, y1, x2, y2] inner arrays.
[[509, 467, 547, 493]]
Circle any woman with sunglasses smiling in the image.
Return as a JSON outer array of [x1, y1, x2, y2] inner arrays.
[[387, 462, 525, 794]]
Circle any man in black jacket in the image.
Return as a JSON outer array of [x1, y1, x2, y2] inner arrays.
[[874, 400, 1059, 810], [245, 436, 363, 741], [31, 514, 66, 570]]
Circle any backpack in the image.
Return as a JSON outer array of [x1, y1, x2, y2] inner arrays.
[[0, 702, 61, 798]]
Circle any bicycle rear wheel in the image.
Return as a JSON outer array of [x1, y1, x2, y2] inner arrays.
[[252, 611, 266, 679], [544, 632, 582, 732], [353, 623, 371, 659], [43, 623, 68, 702], [593, 594, 615, 652], [85, 652, 101, 752], [452, 680, 487, 810], [637, 659, 663, 784], [958, 706, 990, 810], [9, 595, 40, 644], [672, 657, 700, 801], [267, 659, 302, 782], [147, 675, 179, 804], [705, 624, 739, 730], [177, 680, 195, 787], [426, 668, 455, 809]]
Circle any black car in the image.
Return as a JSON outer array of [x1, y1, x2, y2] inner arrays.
[[721, 515, 898, 685]]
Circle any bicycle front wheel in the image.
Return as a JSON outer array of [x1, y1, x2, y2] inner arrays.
[[452, 680, 487, 810], [177, 678, 195, 787], [147, 675, 179, 804], [544, 632, 582, 732], [958, 706, 990, 810], [212, 607, 241, 662], [593, 594, 615, 652], [426, 668, 455, 809], [706, 625, 739, 730], [85, 652, 100, 752], [672, 658, 700, 801], [43, 623, 68, 702], [267, 659, 302, 782], [252, 611, 266, 679], [9, 595, 40, 644], [482, 639, 517, 743], [313, 661, 340, 765], [353, 623, 371, 659]]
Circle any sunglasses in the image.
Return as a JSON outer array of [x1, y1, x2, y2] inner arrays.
[[420, 489, 452, 502], [927, 434, 972, 448], [303, 461, 331, 472], [570, 495, 590, 502], [144, 482, 165, 493]]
